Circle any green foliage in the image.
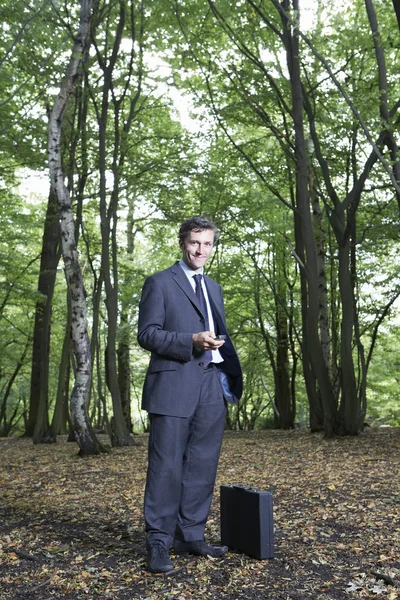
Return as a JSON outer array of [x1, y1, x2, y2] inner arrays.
[[0, 181, 47, 435], [1, 0, 400, 436], [366, 326, 400, 426]]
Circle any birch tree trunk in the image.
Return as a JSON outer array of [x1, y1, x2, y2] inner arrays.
[[48, 0, 106, 456]]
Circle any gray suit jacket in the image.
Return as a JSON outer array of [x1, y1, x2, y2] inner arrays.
[[137, 262, 243, 417]]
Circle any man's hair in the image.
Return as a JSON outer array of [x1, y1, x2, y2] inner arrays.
[[178, 216, 219, 245]]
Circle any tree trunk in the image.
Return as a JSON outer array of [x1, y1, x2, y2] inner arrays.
[[118, 198, 138, 433], [293, 198, 323, 431], [99, 183, 132, 446], [274, 241, 294, 429], [94, 0, 137, 447], [50, 300, 72, 436], [312, 191, 330, 373], [95, 333, 111, 435], [89, 273, 104, 429], [48, 0, 107, 456], [117, 323, 133, 432], [281, 0, 337, 437], [393, 0, 400, 31], [365, 0, 400, 212], [27, 187, 61, 439]]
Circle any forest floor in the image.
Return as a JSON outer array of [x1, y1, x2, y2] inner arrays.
[[0, 428, 399, 600]]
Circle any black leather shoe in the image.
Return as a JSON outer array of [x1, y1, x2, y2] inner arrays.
[[147, 542, 174, 573], [173, 539, 228, 557]]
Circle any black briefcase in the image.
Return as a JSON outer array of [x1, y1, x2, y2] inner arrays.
[[220, 485, 274, 559]]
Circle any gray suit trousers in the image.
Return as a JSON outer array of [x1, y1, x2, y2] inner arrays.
[[144, 365, 227, 548]]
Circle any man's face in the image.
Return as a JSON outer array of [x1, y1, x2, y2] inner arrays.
[[180, 228, 215, 271]]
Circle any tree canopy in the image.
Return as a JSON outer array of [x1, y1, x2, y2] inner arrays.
[[0, 0, 399, 449]]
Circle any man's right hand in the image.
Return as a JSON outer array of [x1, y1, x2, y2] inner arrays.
[[192, 332, 225, 351]]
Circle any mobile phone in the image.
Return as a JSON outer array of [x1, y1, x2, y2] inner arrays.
[[215, 335, 227, 340]]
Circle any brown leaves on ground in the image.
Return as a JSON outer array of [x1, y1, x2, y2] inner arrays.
[[0, 427, 399, 600]]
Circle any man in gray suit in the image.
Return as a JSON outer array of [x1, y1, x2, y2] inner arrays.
[[138, 216, 242, 574]]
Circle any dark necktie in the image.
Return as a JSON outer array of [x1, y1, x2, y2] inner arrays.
[[193, 274, 212, 366]]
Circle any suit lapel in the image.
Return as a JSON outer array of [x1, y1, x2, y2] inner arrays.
[[170, 262, 203, 315], [169, 263, 224, 326]]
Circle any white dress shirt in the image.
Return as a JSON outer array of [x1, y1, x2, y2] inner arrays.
[[179, 259, 223, 364]]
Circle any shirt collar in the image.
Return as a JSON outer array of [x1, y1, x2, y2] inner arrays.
[[179, 258, 203, 281]]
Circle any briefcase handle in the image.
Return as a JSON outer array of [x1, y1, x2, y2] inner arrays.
[[231, 484, 262, 493]]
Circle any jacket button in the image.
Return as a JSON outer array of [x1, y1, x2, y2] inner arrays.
[[199, 362, 204, 367]]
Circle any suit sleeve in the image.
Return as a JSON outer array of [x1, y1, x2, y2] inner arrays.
[[137, 275, 194, 362]]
